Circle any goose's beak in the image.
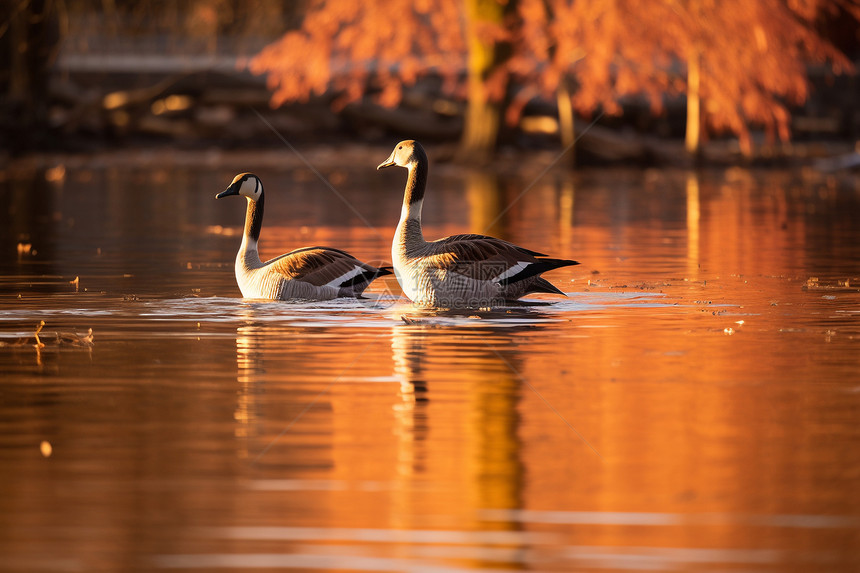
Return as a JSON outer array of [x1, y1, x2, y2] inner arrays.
[[377, 151, 396, 170], [215, 183, 240, 199]]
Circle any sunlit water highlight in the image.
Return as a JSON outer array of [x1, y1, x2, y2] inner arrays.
[[1, 157, 859, 572]]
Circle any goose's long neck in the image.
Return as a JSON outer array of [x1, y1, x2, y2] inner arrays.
[[239, 193, 265, 269], [395, 160, 427, 255]]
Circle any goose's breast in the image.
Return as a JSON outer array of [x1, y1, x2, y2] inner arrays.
[[393, 261, 425, 302], [237, 265, 287, 299]]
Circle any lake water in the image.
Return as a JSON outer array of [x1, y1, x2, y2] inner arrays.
[[1, 148, 859, 572]]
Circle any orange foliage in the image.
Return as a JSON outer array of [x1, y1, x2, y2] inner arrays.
[[250, 0, 857, 145], [514, 0, 855, 146], [249, 0, 466, 110]]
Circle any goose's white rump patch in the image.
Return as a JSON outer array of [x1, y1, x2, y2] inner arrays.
[[325, 266, 366, 287], [493, 261, 531, 282]]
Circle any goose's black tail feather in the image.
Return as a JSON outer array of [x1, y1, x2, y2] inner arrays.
[[498, 258, 579, 286], [526, 277, 568, 296]]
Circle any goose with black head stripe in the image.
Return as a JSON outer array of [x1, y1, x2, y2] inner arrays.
[[216, 173, 391, 300], [377, 140, 579, 308]]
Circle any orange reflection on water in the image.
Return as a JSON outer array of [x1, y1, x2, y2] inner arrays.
[[2, 164, 859, 571]]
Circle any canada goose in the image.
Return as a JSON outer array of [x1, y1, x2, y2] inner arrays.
[[377, 140, 578, 308], [216, 173, 391, 300]]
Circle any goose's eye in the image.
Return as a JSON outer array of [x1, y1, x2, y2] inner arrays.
[[398, 146, 402, 150]]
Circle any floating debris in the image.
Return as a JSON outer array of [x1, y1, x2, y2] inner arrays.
[[400, 315, 440, 326], [34, 320, 46, 348], [0, 321, 94, 349], [803, 276, 859, 292]]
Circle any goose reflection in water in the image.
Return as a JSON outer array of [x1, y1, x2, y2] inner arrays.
[[390, 315, 549, 521], [228, 295, 554, 561], [231, 308, 341, 464]]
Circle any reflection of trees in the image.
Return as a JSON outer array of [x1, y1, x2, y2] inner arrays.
[[558, 178, 575, 250], [2, 171, 57, 269], [686, 171, 700, 280], [466, 170, 508, 239]]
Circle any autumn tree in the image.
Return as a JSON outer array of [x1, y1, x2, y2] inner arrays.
[[251, 0, 857, 159], [661, 0, 857, 155], [250, 0, 528, 160], [249, 1, 465, 111], [512, 0, 857, 156]]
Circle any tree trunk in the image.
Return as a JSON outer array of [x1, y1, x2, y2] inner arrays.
[[685, 49, 702, 158], [461, 79, 500, 164], [459, 0, 513, 163], [2, 0, 58, 151]]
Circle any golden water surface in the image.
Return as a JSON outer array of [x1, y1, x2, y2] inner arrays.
[[1, 154, 859, 572]]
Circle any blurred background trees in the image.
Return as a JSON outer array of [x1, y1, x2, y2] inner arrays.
[[251, 0, 859, 160], [1, 0, 60, 149], [2, 0, 859, 162]]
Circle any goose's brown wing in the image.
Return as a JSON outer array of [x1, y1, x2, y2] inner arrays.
[[437, 234, 548, 257], [420, 235, 575, 283], [267, 247, 386, 288]]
